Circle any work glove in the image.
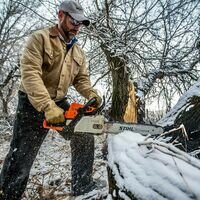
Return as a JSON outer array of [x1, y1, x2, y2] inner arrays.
[[44, 101, 65, 124], [89, 91, 102, 108]]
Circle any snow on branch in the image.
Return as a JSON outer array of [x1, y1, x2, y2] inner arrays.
[[107, 131, 200, 200]]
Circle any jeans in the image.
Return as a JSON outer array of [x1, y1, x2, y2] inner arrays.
[[0, 91, 94, 199]]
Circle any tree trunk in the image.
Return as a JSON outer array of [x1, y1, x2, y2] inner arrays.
[[107, 166, 137, 200], [175, 96, 200, 133], [174, 96, 200, 156], [110, 60, 129, 121], [136, 97, 145, 123], [2, 98, 8, 115], [0, 92, 8, 117], [107, 132, 200, 199], [158, 89, 200, 158], [101, 45, 129, 122]]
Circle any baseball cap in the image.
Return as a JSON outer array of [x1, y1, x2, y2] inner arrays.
[[58, 0, 90, 26]]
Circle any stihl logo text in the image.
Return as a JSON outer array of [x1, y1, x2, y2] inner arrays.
[[119, 126, 137, 131]]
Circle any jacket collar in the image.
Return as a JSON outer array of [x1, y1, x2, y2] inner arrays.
[[49, 25, 60, 37]]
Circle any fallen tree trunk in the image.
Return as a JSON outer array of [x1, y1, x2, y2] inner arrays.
[[107, 132, 200, 200], [157, 80, 200, 158]]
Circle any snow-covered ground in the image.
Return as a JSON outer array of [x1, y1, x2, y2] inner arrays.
[[0, 130, 109, 199]]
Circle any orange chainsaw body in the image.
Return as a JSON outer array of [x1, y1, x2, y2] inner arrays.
[[43, 102, 96, 131]]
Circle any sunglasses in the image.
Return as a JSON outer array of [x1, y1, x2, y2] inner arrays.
[[64, 12, 83, 26]]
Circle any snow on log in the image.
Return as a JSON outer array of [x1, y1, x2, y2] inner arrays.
[[157, 79, 200, 131], [107, 131, 200, 200]]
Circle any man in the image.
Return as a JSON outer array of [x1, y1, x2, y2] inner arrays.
[[0, 0, 101, 199]]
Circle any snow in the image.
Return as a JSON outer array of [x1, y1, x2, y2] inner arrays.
[[107, 131, 200, 200], [157, 79, 200, 127], [0, 131, 108, 199], [1, 128, 200, 199]]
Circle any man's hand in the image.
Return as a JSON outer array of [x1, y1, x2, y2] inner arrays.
[[44, 101, 65, 124], [89, 91, 102, 107]]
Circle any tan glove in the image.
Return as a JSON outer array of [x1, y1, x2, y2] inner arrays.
[[44, 101, 65, 124], [89, 91, 102, 107]]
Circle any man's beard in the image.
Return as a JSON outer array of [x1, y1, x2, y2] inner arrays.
[[61, 24, 76, 41]]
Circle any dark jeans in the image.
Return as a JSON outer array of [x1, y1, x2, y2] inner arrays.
[[0, 91, 94, 200]]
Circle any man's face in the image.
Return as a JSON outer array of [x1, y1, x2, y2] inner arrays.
[[58, 11, 82, 40]]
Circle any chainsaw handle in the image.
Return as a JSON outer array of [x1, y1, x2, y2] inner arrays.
[[81, 96, 106, 115], [83, 96, 105, 115], [84, 97, 97, 109], [43, 119, 64, 131]]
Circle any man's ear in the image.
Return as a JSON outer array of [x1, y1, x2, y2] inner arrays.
[[58, 10, 64, 20]]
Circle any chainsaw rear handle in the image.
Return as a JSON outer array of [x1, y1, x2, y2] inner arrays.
[[43, 120, 65, 131]]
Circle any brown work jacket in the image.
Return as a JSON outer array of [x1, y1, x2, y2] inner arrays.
[[20, 25, 95, 112]]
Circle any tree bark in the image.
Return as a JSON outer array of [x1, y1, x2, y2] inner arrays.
[[101, 45, 129, 122], [174, 96, 200, 133], [173, 96, 200, 156], [107, 166, 137, 200], [110, 62, 129, 122], [159, 90, 200, 158]]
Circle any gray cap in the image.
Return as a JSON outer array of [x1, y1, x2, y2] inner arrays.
[[58, 0, 90, 26]]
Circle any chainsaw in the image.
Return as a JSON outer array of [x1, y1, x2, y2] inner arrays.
[[43, 97, 163, 136]]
